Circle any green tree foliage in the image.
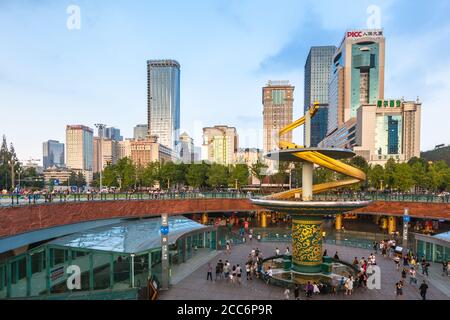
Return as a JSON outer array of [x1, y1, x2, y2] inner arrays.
[[250, 160, 268, 188], [186, 162, 209, 189], [207, 163, 229, 188], [392, 163, 415, 192], [367, 164, 384, 189], [228, 164, 249, 188]]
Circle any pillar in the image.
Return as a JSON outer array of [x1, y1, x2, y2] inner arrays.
[[291, 215, 323, 273], [261, 212, 267, 228], [201, 213, 208, 225], [302, 163, 314, 201], [380, 217, 388, 230], [388, 216, 397, 235], [335, 214, 343, 230]]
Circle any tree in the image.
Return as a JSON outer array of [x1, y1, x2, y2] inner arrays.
[[159, 161, 185, 189], [76, 172, 86, 188], [186, 162, 209, 189], [384, 158, 397, 190], [367, 164, 384, 190], [250, 160, 268, 189], [271, 161, 290, 188], [392, 163, 414, 192], [141, 162, 159, 188], [207, 163, 229, 188], [228, 164, 249, 188]]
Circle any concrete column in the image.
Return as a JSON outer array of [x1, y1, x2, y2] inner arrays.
[[291, 215, 323, 273], [335, 214, 343, 230], [201, 213, 208, 225], [261, 212, 267, 228], [380, 217, 388, 230], [302, 163, 314, 201], [388, 216, 397, 235]]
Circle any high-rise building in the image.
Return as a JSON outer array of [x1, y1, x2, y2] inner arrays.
[[304, 46, 336, 146], [353, 98, 421, 165], [202, 126, 238, 165], [66, 125, 94, 185], [235, 148, 263, 166], [130, 137, 174, 167], [42, 140, 65, 169], [118, 139, 132, 160], [327, 29, 385, 135], [100, 127, 123, 142], [179, 132, 194, 164], [147, 60, 180, 152], [133, 124, 148, 141], [263, 81, 294, 154], [93, 137, 119, 173]]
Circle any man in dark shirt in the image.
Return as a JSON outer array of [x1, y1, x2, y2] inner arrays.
[[419, 280, 429, 300]]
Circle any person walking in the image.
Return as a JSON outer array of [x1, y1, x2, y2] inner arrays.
[[236, 264, 242, 285], [423, 261, 430, 276], [284, 288, 290, 300], [231, 265, 237, 284], [344, 277, 353, 296], [419, 280, 428, 300], [294, 284, 300, 300], [285, 246, 290, 255], [207, 263, 213, 282], [223, 261, 230, 281], [334, 251, 340, 260], [394, 255, 400, 270], [306, 282, 314, 298], [275, 247, 280, 256], [442, 261, 448, 276], [409, 267, 417, 285], [215, 262, 222, 281], [395, 280, 403, 297], [226, 242, 231, 255]]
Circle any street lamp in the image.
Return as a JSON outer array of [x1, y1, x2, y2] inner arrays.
[[94, 123, 107, 191]]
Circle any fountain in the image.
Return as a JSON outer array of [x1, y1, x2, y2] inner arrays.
[[251, 102, 371, 287]]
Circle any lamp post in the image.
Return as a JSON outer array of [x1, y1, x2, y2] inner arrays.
[[94, 124, 106, 192]]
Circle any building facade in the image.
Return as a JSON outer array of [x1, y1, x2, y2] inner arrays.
[[263, 81, 294, 154], [66, 125, 94, 185], [130, 138, 174, 167], [327, 29, 385, 135], [93, 137, 119, 174], [202, 126, 238, 165], [133, 124, 148, 141], [147, 60, 181, 152], [118, 140, 132, 160], [353, 99, 421, 165], [101, 127, 123, 142], [304, 46, 336, 146], [42, 140, 65, 169], [42, 166, 72, 185], [179, 132, 194, 164]]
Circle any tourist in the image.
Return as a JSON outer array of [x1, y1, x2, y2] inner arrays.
[[394, 255, 400, 270], [223, 261, 230, 281], [352, 257, 358, 266], [334, 251, 340, 260], [306, 282, 314, 298], [423, 261, 430, 276], [313, 282, 320, 295], [236, 264, 242, 285], [323, 249, 327, 257], [284, 288, 290, 300], [265, 266, 273, 284], [401, 268, 407, 280], [215, 262, 222, 280], [285, 246, 290, 255], [207, 263, 213, 282], [344, 276, 353, 295], [409, 267, 417, 285], [226, 241, 231, 255], [403, 255, 409, 267], [442, 261, 448, 276], [395, 280, 403, 297], [232, 265, 237, 283], [373, 241, 378, 254], [249, 233, 253, 241], [419, 280, 429, 300], [275, 247, 280, 256], [294, 284, 300, 300]]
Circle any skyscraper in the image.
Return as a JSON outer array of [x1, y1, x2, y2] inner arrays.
[[304, 46, 336, 146], [262, 81, 294, 154], [101, 127, 123, 142], [202, 126, 238, 165], [147, 60, 180, 152], [93, 137, 118, 173], [179, 132, 194, 164], [327, 29, 385, 135], [42, 140, 65, 169], [66, 125, 94, 184], [133, 124, 148, 141]]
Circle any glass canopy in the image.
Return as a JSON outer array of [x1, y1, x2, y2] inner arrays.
[[49, 216, 208, 254]]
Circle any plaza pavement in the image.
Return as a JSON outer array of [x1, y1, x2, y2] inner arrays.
[[159, 241, 450, 300]]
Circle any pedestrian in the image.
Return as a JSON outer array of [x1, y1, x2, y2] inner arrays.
[[409, 267, 417, 285], [226, 241, 231, 255], [275, 247, 280, 256], [442, 261, 448, 276], [294, 284, 300, 300], [423, 262, 429, 276], [249, 233, 253, 241], [284, 288, 290, 300], [246, 263, 251, 280], [313, 282, 320, 295], [419, 280, 428, 300], [236, 264, 242, 285], [265, 266, 273, 284], [401, 268, 407, 280], [334, 251, 340, 260], [215, 262, 222, 280], [231, 265, 237, 283], [306, 282, 314, 298], [285, 246, 290, 255], [395, 280, 403, 296], [223, 261, 230, 281], [373, 241, 378, 254], [394, 255, 400, 270], [207, 263, 213, 281], [323, 249, 327, 257]]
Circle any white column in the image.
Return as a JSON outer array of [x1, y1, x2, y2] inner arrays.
[[302, 109, 313, 201]]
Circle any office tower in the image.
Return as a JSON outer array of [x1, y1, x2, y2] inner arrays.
[[42, 140, 65, 169], [353, 98, 421, 165], [130, 137, 173, 167], [133, 124, 148, 141], [118, 140, 132, 160], [304, 46, 336, 146], [327, 29, 385, 136], [66, 125, 94, 184], [93, 137, 118, 173], [202, 126, 238, 165], [235, 148, 263, 166], [100, 127, 123, 142], [147, 60, 181, 152], [179, 132, 194, 163], [262, 81, 294, 154]]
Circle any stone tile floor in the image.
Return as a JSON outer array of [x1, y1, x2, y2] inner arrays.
[[160, 241, 450, 300]]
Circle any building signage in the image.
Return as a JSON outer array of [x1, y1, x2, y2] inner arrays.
[[377, 99, 402, 108], [346, 29, 383, 38], [161, 213, 169, 290], [50, 266, 65, 282], [160, 225, 169, 235]]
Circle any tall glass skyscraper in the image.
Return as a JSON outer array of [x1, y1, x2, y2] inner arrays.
[[147, 60, 181, 152], [42, 140, 65, 169], [304, 46, 336, 146]]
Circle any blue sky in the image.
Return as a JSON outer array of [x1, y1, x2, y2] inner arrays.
[[1, 0, 449, 161]]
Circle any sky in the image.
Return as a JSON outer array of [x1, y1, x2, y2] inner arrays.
[[1, 0, 450, 162]]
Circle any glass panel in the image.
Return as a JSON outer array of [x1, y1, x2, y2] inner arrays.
[[9, 257, 27, 298], [30, 251, 47, 296], [0, 264, 6, 299], [134, 254, 149, 288], [113, 255, 130, 290], [93, 252, 111, 290]]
